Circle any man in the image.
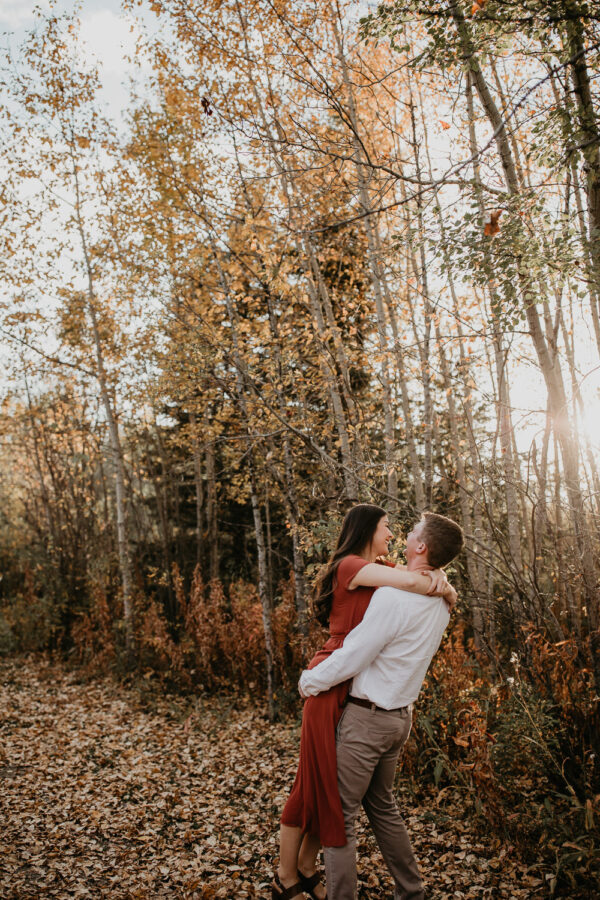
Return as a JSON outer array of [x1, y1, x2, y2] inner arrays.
[[299, 511, 464, 900]]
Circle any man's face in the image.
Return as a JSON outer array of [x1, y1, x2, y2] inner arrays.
[[405, 520, 427, 565]]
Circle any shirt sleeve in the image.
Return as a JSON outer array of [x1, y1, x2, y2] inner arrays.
[[336, 554, 370, 591], [300, 588, 404, 696]]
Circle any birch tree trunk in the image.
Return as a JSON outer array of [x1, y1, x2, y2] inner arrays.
[[204, 410, 219, 582], [565, 7, 600, 314], [418, 105, 491, 641], [189, 410, 205, 566], [69, 141, 134, 651], [331, 9, 398, 506]]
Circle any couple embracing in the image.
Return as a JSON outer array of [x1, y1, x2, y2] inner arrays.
[[272, 504, 464, 900]]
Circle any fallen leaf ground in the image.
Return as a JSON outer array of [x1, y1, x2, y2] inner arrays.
[[1, 658, 547, 898]]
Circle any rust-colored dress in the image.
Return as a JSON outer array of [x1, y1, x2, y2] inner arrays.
[[281, 554, 395, 847]]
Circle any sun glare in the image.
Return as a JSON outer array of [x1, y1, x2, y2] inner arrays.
[[578, 391, 600, 448]]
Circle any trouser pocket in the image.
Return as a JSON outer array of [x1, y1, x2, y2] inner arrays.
[[335, 705, 348, 740]]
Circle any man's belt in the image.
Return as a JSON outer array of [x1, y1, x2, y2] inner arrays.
[[347, 695, 409, 714]]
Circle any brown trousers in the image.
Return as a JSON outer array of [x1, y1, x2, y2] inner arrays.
[[323, 701, 424, 900]]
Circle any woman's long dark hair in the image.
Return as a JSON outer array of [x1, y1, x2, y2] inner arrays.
[[313, 504, 386, 627]]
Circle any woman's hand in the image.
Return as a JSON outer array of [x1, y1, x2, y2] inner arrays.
[[426, 569, 458, 611], [426, 568, 448, 595], [442, 584, 458, 612]]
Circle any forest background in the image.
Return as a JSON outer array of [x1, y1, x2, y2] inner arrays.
[[1, 0, 599, 896]]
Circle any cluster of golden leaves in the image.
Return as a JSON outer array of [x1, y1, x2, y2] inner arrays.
[[1, 658, 543, 898]]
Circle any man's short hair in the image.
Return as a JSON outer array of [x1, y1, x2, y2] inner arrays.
[[420, 512, 464, 568]]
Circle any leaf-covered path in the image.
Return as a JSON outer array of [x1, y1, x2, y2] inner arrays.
[[0, 658, 544, 898]]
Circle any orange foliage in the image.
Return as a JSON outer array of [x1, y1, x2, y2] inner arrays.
[[165, 566, 322, 697], [521, 626, 597, 721], [484, 209, 502, 236], [180, 568, 228, 688], [71, 583, 116, 669], [408, 623, 498, 802], [271, 580, 326, 697], [138, 597, 185, 676], [116, 568, 327, 705], [222, 582, 267, 687]]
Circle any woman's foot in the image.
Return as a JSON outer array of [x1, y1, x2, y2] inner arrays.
[[297, 868, 327, 900], [272, 870, 305, 900]]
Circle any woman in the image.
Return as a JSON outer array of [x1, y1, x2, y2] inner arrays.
[[272, 504, 456, 900]]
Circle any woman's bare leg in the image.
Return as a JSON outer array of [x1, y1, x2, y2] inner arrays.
[[277, 824, 304, 889], [298, 832, 327, 900]]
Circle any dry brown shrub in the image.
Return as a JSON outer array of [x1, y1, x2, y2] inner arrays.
[[71, 582, 116, 669], [272, 580, 326, 695], [272, 582, 302, 692], [430, 623, 495, 789], [522, 626, 597, 723], [4, 566, 54, 651], [138, 597, 182, 675], [223, 581, 266, 688], [182, 568, 227, 689], [169, 571, 324, 699], [402, 622, 501, 815], [171, 563, 187, 622]]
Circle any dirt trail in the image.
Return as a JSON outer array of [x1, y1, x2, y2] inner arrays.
[[0, 658, 543, 898]]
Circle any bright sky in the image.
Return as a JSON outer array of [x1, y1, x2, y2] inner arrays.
[[0, 0, 149, 122], [2, 1, 599, 455], [0, 0, 154, 392]]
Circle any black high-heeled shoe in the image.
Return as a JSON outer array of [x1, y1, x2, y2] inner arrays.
[[271, 872, 305, 900], [297, 869, 327, 900]]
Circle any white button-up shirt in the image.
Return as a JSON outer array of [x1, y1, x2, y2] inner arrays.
[[299, 586, 450, 709]]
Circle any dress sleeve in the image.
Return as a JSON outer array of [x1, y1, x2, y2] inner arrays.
[[336, 554, 370, 590]]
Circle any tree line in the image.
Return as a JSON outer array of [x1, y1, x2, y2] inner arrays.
[[1, 2, 599, 890]]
